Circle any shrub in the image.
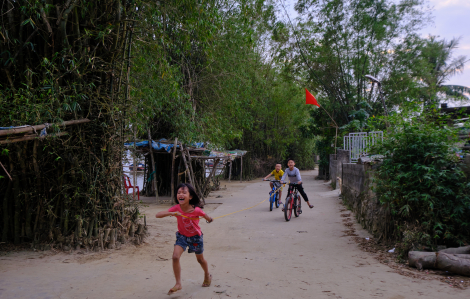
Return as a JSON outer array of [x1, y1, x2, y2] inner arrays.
[[371, 113, 470, 249]]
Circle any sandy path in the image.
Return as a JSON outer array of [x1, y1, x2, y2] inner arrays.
[[0, 170, 468, 298]]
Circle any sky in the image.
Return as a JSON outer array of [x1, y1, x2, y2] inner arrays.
[[423, 0, 470, 87], [283, 0, 470, 88]]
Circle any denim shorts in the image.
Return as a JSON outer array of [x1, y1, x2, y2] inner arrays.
[[175, 232, 204, 254]]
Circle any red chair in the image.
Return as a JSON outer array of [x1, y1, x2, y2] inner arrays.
[[123, 174, 140, 201]]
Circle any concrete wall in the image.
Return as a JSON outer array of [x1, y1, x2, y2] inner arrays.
[[329, 150, 350, 189], [329, 149, 391, 238], [340, 163, 391, 239], [329, 154, 337, 185]]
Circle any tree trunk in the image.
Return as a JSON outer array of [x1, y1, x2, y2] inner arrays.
[[104, 228, 111, 243], [75, 217, 82, 239], [408, 251, 436, 270], [147, 128, 158, 201], [108, 228, 116, 249], [12, 156, 21, 244], [170, 138, 178, 200], [240, 155, 243, 182], [2, 181, 12, 242], [436, 252, 470, 276], [440, 246, 470, 255], [87, 218, 95, 238], [99, 230, 104, 250]]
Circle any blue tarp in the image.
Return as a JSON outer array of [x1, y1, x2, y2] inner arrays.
[[125, 139, 204, 153]]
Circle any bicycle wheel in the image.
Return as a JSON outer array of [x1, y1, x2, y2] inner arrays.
[[269, 192, 274, 211], [294, 195, 301, 217], [284, 196, 293, 221], [275, 192, 280, 208]]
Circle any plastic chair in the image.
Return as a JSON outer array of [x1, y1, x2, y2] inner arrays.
[[123, 174, 140, 200]]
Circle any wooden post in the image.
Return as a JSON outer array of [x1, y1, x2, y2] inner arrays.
[[202, 158, 220, 196], [133, 130, 137, 201], [240, 155, 243, 182], [228, 160, 232, 182], [219, 159, 227, 183], [170, 138, 178, 200], [186, 148, 196, 187], [186, 148, 204, 203], [143, 157, 149, 196], [147, 128, 158, 202], [179, 142, 193, 186]]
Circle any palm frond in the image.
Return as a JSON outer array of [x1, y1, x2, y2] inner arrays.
[[445, 37, 461, 51], [442, 55, 467, 77]]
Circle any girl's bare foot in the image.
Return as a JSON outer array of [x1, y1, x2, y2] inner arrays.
[[168, 284, 182, 295], [202, 274, 212, 287]]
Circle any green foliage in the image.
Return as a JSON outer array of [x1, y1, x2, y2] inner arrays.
[[0, 0, 138, 244], [286, 0, 431, 125], [130, 0, 316, 173], [314, 135, 333, 172], [271, 0, 435, 172], [371, 111, 470, 247]]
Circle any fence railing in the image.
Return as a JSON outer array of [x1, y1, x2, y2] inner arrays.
[[344, 131, 383, 162]]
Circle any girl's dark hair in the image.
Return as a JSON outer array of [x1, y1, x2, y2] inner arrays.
[[175, 183, 203, 208]]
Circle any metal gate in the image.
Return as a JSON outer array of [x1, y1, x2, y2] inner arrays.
[[343, 131, 383, 162]]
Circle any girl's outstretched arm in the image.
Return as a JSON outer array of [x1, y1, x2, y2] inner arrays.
[[203, 214, 213, 223], [156, 211, 181, 218]]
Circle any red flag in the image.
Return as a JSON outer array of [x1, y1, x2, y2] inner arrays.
[[305, 89, 320, 107]]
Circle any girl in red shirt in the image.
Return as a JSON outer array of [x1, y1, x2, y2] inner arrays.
[[156, 183, 213, 295]]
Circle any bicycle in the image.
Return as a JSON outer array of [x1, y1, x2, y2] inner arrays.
[[263, 179, 283, 211], [283, 183, 302, 221]]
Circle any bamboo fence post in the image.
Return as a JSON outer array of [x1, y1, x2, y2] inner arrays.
[[171, 138, 178, 200], [133, 130, 137, 201], [147, 128, 158, 202], [0, 119, 90, 137]]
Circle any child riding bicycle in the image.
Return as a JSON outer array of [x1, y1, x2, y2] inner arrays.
[[263, 163, 284, 201], [280, 158, 314, 209]]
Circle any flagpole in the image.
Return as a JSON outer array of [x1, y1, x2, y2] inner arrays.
[[320, 106, 338, 155], [305, 88, 339, 155]]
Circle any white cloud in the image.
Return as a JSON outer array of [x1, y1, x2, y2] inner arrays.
[[460, 44, 470, 51], [428, 0, 470, 9]]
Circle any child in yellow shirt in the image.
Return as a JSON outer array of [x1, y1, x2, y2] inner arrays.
[[263, 164, 284, 203]]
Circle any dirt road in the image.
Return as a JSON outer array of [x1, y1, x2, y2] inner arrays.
[[0, 170, 467, 298]]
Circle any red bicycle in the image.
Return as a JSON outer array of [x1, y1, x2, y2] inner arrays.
[[283, 183, 302, 221]]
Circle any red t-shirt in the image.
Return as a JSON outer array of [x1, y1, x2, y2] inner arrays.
[[168, 205, 206, 237]]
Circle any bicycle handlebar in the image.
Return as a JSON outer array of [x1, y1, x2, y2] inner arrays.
[[263, 179, 300, 186]]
